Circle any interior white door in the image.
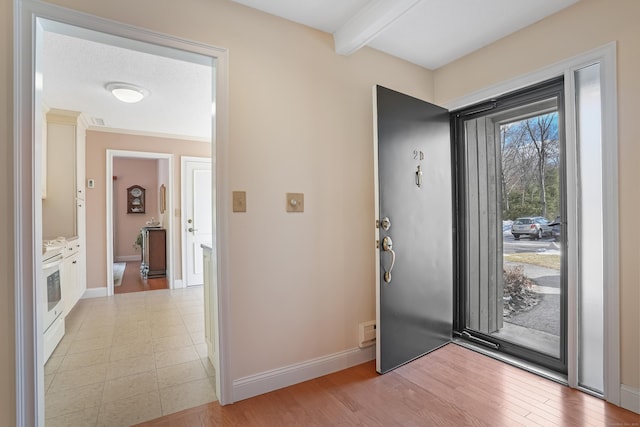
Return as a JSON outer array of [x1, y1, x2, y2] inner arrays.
[[183, 158, 212, 286]]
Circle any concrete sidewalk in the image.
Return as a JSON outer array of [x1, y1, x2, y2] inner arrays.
[[504, 261, 560, 337]]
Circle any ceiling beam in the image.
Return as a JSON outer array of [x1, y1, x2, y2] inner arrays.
[[333, 0, 422, 56]]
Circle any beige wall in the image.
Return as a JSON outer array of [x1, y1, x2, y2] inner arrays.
[[1, 0, 15, 424], [4, 0, 635, 424], [113, 157, 159, 259], [44, 0, 433, 381], [85, 131, 210, 289], [434, 0, 640, 389]]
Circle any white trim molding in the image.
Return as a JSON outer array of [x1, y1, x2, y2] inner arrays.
[[81, 287, 108, 299], [598, 43, 621, 407], [114, 255, 139, 262], [620, 385, 640, 414], [233, 347, 375, 402]]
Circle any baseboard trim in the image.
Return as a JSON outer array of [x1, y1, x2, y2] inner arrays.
[[173, 279, 184, 289], [233, 346, 375, 403], [82, 287, 108, 299], [620, 384, 640, 414], [115, 255, 140, 262]]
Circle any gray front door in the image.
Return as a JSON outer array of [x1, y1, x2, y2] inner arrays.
[[374, 86, 453, 373]]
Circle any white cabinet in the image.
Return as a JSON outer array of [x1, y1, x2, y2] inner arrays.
[[41, 112, 48, 199], [203, 244, 216, 367], [203, 244, 222, 402], [62, 238, 85, 315], [43, 109, 87, 315], [42, 109, 87, 239]]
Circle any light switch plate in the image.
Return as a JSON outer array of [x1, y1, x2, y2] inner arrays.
[[286, 192, 304, 212], [233, 191, 246, 212]]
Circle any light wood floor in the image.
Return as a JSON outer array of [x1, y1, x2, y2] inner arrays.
[[114, 261, 169, 294], [136, 343, 639, 426]]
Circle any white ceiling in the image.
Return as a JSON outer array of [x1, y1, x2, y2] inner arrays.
[[233, 0, 579, 69], [42, 0, 578, 140], [42, 22, 213, 141]]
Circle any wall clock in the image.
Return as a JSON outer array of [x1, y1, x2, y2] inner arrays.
[[127, 185, 146, 214]]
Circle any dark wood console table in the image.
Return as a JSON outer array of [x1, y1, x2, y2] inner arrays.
[[140, 227, 166, 279]]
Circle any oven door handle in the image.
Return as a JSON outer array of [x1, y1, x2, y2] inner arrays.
[[42, 254, 64, 269]]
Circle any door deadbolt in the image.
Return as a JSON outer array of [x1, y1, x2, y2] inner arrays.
[[380, 217, 391, 231]]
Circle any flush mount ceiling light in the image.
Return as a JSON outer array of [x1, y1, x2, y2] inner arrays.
[[105, 82, 149, 103]]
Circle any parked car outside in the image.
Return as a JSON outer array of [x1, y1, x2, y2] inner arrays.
[[511, 216, 552, 240]]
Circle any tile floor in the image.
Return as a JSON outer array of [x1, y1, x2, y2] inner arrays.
[[44, 286, 216, 427]]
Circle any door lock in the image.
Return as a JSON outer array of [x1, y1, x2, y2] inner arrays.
[[380, 217, 391, 231]]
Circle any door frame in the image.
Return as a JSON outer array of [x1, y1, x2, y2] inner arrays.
[[181, 156, 212, 287], [14, 1, 233, 425], [452, 77, 568, 373], [106, 150, 175, 295], [445, 42, 619, 404]]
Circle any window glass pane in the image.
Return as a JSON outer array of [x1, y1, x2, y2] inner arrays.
[[576, 63, 604, 393], [493, 105, 562, 359], [463, 99, 563, 360]]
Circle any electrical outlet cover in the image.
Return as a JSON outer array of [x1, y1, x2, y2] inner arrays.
[[358, 320, 376, 348]]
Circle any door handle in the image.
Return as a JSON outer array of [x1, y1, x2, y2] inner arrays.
[[381, 236, 395, 283], [188, 227, 198, 233]]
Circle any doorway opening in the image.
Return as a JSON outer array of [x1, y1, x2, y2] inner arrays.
[[15, 2, 232, 424], [452, 77, 568, 373], [444, 47, 618, 401], [373, 50, 616, 396], [108, 151, 173, 295]]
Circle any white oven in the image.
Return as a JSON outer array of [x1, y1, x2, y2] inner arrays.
[[42, 241, 66, 362]]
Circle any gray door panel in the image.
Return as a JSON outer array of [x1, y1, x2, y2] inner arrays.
[[375, 85, 453, 373]]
